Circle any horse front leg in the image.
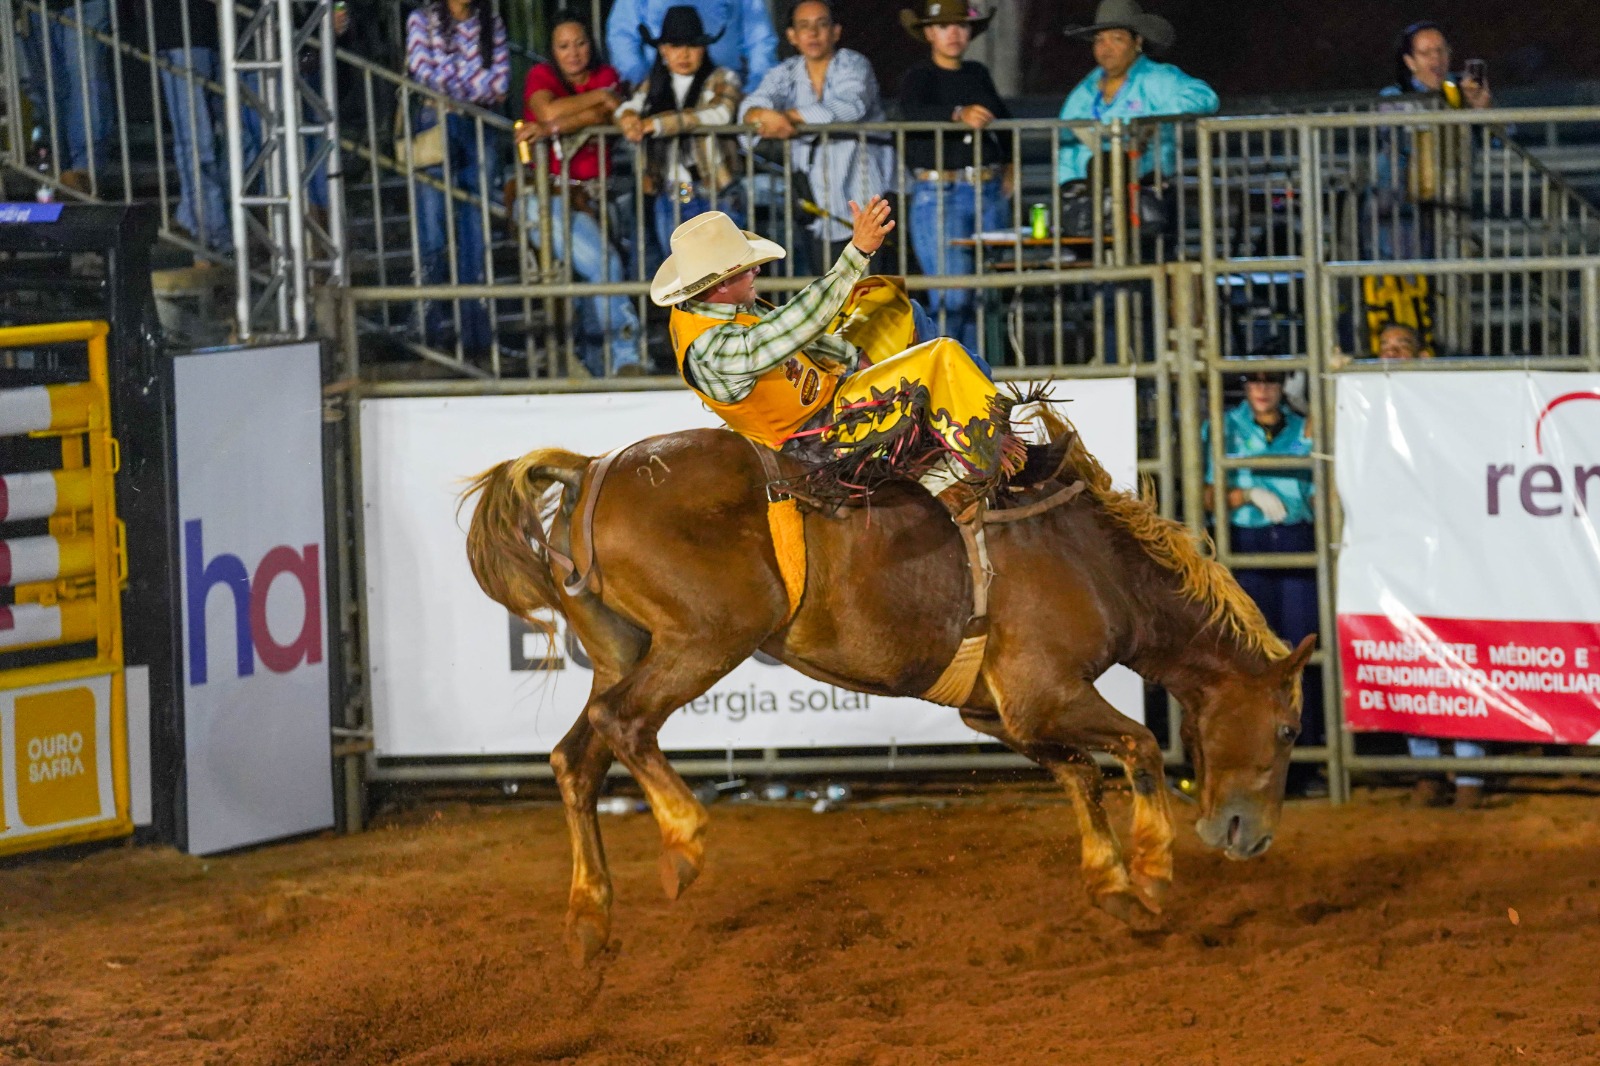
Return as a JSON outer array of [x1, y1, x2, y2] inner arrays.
[[959, 709, 1145, 924], [1039, 689, 1176, 918]]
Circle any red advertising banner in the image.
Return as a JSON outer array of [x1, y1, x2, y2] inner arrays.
[[1339, 613, 1600, 744], [1335, 373, 1600, 743]]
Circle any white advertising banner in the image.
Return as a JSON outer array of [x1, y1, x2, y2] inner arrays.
[[361, 381, 1141, 757], [175, 344, 333, 855], [1336, 371, 1600, 744]]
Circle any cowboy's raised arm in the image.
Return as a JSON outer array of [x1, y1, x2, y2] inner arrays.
[[683, 243, 870, 403]]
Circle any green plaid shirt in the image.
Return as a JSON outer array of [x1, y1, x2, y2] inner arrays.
[[681, 244, 869, 403]]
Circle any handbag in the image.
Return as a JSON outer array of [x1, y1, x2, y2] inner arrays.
[[394, 108, 446, 170]]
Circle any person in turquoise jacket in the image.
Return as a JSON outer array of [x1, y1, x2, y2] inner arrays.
[[1055, 0, 1217, 185], [1202, 369, 1323, 781]]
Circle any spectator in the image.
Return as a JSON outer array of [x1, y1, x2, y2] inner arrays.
[[606, 0, 778, 90], [897, 0, 1011, 353], [149, 0, 231, 258], [1372, 320, 1485, 807], [404, 0, 510, 356], [22, 0, 113, 194], [514, 11, 642, 376], [1202, 369, 1323, 786], [740, 0, 896, 272], [1375, 321, 1431, 360], [1366, 22, 1492, 348], [616, 6, 744, 266], [1055, 0, 1217, 185], [1381, 21, 1492, 109]]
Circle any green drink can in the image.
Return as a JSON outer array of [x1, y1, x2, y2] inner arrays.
[[1030, 202, 1048, 239]]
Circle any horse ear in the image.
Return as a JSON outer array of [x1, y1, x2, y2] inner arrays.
[[1280, 633, 1317, 681]]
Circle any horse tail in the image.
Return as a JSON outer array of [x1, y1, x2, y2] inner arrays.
[[461, 448, 593, 625]]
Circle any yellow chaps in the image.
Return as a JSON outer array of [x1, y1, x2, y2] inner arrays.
[[826, 338, 1003, 476]]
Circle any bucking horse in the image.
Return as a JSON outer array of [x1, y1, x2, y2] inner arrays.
[[463, 408, 1316, 965]]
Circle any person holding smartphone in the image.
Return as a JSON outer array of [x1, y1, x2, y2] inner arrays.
[[1383, 21, 1492, 108]]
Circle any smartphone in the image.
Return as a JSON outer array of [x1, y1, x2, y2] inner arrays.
[[1464, 58, 1487, 84]]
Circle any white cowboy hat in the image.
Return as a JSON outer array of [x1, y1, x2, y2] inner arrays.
[[649, 211, 787, 307]]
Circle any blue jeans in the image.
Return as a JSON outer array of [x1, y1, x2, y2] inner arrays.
[[416, 111, 495, 353], [521, 192, 641, 376], [909, 176, 1009, 353], [23, 0, 112, 174], [158, 49, 232, 253], [908, 299, 993, 380], [1231, 522, 1323, 745], [651, 188, 745, 272]]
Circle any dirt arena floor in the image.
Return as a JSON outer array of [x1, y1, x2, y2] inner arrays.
[[2, 783, 1599, 1065]]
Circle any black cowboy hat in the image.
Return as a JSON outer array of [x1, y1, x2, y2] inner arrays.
[[898, 0, 994, 44], [1063, 0, 1176, 53], [640, 5, 725, 48]]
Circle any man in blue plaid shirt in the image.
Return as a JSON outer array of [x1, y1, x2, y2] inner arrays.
[[739, 0, 896, 270]]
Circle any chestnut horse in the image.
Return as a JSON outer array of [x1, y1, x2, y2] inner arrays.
[[463, 412, 1316, 964]]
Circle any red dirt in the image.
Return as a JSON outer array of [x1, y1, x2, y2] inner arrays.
[[2, 786, 1599, 1065]]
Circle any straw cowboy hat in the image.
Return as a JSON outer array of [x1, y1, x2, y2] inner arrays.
[[640, 5, 725, 48], [650, 211, 787, 306], [898, 0, 994, 44], [1063, 0, 1176, 53]]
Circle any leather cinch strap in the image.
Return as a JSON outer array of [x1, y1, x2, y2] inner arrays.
[[919, 519, 992, 707], [921, 480, 1086, 707]]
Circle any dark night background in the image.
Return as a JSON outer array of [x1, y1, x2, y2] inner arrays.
[[827, 0, 1599, 103]]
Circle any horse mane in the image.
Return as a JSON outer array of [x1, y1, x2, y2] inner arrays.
[[1034, 404, 1289, 659]]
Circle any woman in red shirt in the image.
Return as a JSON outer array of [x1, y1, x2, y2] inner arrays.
[[515, 12, 643, 375]]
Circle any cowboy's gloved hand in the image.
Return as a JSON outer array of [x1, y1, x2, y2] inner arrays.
[[1246, 486, 1288, 524]]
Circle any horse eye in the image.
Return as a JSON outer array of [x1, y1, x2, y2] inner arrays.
[[1277, 724, 1299, 745]]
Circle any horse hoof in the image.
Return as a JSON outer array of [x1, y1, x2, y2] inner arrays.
[[1095, 889, 1164, 931], [1130, 874, 1169, 915], [659, 846, 702, 901], [566, 912, 611, 967]]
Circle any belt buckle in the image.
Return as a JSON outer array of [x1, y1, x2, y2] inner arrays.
[[676, 181, 695, 204]]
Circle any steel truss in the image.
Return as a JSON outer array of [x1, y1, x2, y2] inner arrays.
[[221, 0, 344, 339]]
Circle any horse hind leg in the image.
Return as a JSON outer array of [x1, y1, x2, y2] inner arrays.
[[587, 641, 757, 902], [551, 599, 646, 966], [551, 711, 616, 966], [959, 709, 1150, 927]]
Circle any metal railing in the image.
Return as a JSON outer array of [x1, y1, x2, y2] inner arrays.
[[1, 5, 1598, 795]]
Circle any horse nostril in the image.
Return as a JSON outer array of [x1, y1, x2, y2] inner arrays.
[[1226, 815, 1242, 849], [1248, 834, 1274, 857]]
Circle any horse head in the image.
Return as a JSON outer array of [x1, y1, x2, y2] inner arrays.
[[1185, 633, 1317, 861]]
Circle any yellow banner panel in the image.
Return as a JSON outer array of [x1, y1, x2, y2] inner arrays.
[[14, 685, 99, 826]]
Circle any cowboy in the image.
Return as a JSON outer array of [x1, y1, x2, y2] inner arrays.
[[650, 199, 1017, 527], [896, 0, 1012, 354], [1056, 0, 1217, 185]]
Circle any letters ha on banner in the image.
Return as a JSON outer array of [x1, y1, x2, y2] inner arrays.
[[1335, 372, 1600, 744], [175, 344, 333, 855], [359, 381, 1141, 758]]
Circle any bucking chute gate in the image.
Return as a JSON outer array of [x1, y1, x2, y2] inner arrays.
[[0, 321, 129, 857]]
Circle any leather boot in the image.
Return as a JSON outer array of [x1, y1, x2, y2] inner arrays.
[[935, 479, 989, 526]]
